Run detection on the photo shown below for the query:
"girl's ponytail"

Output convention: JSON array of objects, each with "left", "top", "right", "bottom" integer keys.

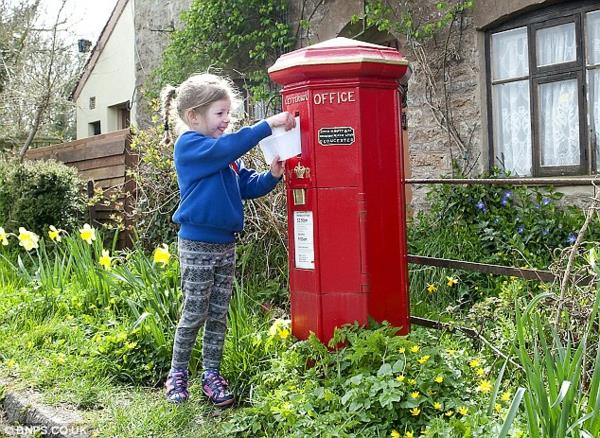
[{"left": 160, "top": 85, "right": 177, "bottom": 145}]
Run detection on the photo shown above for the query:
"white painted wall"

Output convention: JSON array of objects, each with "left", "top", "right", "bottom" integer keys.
[{"left": 75, "top": 2, "right": 136, "bottom": 139}]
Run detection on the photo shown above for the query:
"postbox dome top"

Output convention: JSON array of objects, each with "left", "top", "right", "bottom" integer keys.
[{"left": 269, "top": 37, "right": 411, "bottom": 85}]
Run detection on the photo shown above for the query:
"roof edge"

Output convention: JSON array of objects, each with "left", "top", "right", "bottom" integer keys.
[{"left": 69, "top": 0, "right": 130, "bottom": 102}]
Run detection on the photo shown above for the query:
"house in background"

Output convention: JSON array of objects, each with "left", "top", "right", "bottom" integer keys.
[
  {"left": 69, "top": 0, "right": 193, "bottom": 139},
  {"left": 70, "top": 0, "right": 135, "bottom": 139}
]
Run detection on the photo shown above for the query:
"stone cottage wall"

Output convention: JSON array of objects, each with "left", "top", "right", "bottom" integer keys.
[{"left": 133, "top": 0, "right": 192, "bottom": 127}]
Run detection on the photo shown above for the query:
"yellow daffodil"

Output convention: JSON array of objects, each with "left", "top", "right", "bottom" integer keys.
[
  {"left": 434, "top": 375, "right": 444, "bottom": 383},
  {"left": 410, "top": 391, "right": 420, "bottom": 399},
  {"left": 0, "top": 227, "right": 8, "bottom": 246},
  {"left": 409, "top": 407, "right": 421, "bottom": 416},
  {"left": 410, "top": 345, "right": 420, "bottom": 353},
  {"left": 18, "top": 227, "right": 39, "bottom": 251},
  {"left": 391, "top": 430, "right": 400, "bottom": 438},
  {"left": 398, "top": 347, "right": 406, "bottom": 353},
  {"left": 79, "top": 223, "right": 96, "bottom": 244},
  {"left": 396, "top": 375, "right": 405, "bottom": 382},
  {"left": 426, "top": 283, "right": 437, "bottom": 293},
  {"left": 6, "top": 358, "right": 16, "bottom": 368},
  {"left": 458, "top": 406, "right": 468, "bottom": 416},
  {"left": 495, "top": 403, "right": 502, "bottom": 413},
  {"left": 446, "top": 276, "right": 458, "bottom": 287},
  {"left": 268, "top": 318, "right": 291, "bottom": 339},
  {"left": 99, "top": 249, "right": 112, "bottom": 270},
  {"left": 446, "top": 348, "right": 457, "bottom": 356},
  {"left": 477, "top": 379, "right": 493, "bottom": 393},
  {"left": 445, "top": 410, "right": 454, "bottom": 417},
  {"left": 476, "top": 367, "right": 486, "bottom": 376},
  {"left": 500, "top": 391, "right": 511, "bottom": 402},
  {"left": 153, "top": 243, "right": 170, "bottom": 266},
  {"left": 408, "top": 378, "right": 417, "bottom": 385},
  {"left": 405, "top": 432, "right": 414, "bottom": 438},
  {"left": 433, "top": 401, "right": 442, "bottom": 410},
  {"left": 469, "top": 358, "right": 481, "bottom": 368},
  {"left": 417, "top": 355, "right": 431, "bottom": 365},
  {"left": 48, "top": 225, "right": 61, "bottom": 242}
]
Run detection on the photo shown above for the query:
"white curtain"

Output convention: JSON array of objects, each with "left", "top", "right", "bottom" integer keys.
[
  {"left": 536, "top": 23, "right": 576, "bottom": 67},
  {"left": 590, "top": 69, "right": 600, "bottom": 171},
  {"left": 492, "top": 27, "right": 528, "bottom": 80},
  {"left": 587, "top": 11, "right": 600, "bottom": 65},
  {"left": 493, "top": 81, "right": 532, "bottom": 175},
  {"left": 539, "top": 79, "right": 579, "bottom": 167}
]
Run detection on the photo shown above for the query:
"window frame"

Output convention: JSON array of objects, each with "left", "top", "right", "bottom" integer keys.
[{"left": 485, "top": 0, "right": 599, "bottom": 177}]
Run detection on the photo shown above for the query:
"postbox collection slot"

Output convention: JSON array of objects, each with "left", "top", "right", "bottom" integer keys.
[{"left": 292, "top": 188, "right": 306, "bottom": 205}]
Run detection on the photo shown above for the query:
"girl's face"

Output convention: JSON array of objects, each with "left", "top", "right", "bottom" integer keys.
[{"left": 192, "top": 98, "right": 231, "bottom": 138}]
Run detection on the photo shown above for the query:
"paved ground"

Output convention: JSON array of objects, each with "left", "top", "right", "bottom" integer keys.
[{"left": 0, "top": 409, "right": 19, "bottom": 438}]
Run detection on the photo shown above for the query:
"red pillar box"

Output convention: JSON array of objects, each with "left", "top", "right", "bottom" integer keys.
[{"left": 268, "top": 37, "right": 412, "bottom": 343}]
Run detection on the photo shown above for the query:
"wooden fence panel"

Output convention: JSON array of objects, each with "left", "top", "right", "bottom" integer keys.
[{"left": 25, "top": 129, "right": 136, "bottom": 248}]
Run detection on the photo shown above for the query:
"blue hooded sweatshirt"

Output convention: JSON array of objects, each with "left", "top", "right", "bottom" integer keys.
[{"left": 172, "top": 120, "right": 280, "bottom": 243}]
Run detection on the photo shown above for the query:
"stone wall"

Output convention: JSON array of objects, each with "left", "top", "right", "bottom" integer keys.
[
  {"left": 133, "top": 0, "right": 192, "bottom": 127},
  {"left": 404, "top": 15, "right": 483, "bottom": 211},
  {"left": 287, "top": 0, "right": 363, "bottom": 47}
]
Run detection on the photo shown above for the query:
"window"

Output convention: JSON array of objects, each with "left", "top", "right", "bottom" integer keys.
[
  {"left": 88, "top": 121, "right": 101, "bottom": 136},
  {"left": 89, "top": 96, "right": 96, "bottom": 110},
  {"left": 486, "top": 2, "right": 600, "bottom": 176}
]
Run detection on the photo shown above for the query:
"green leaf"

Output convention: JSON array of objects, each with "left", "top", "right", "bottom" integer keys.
[
  {"left": 377, "top": 362, "right": 393, "bottom": 377},
  {"left": 499, "top": 387, "right": 525, "bottom": 438}
]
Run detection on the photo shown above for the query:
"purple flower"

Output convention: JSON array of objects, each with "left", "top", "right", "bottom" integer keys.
[
  {"left": 476, "top": 200, "right": 486, "bottom": 212},
  {"left": 566, "top": 233, "right": 577, "bottom": 244},
  {"left": 542, "top": 228, "right": 549, "bottom": 236},
  {"left": 542, "top": 197, "right": 551, "bottom": 206},
  {"left": 517, "top": 224, "right": 525, "bottom": 234},
  {"left": 501, "top": 190, "right": 512, "bottom": 206}
]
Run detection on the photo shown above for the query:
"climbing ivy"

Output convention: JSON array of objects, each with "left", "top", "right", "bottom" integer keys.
[
  {"left": 353, "top": 0, "right": 474, "bottom": 42},
  {"left": 149, "top": 0, "right": 293, "bottom": 103}
]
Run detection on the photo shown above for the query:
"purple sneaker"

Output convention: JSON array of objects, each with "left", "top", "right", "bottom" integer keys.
[
  {"left": 165, "top": 368, "right": 189, "bottom": 404},
  {"left": 202, "top": 369, "right": 234, "bottom": 407}
]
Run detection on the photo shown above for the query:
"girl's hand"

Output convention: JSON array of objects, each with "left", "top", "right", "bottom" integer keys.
[
  {"left": 266, "top": 112, "right": 295, "bottom": 131},
  {"left": 270, "top": 155, "right": 284, "bottom": 178}
]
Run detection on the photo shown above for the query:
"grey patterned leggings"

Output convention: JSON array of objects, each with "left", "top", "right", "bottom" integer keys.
[{"left": 170, "top": 238, "right": 235, "bottom": 371}]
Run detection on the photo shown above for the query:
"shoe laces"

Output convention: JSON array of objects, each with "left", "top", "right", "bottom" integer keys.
[
  {"left": 203, "top": 370, "right": 230, "bottom": 397},
  {"left": 167, "top": 369, "right": 189, "bottom": 394}
]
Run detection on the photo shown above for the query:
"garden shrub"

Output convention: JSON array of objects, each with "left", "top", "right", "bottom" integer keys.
[
  {"left": 0, "top": 158, "right": 85, "bottom": 233},
  {"left": 127, "top": 122, "right": 180, "bottom": 250},
  {"left": 408, "top": 168, "right": 600, "bottom": 316},
  {"left": 221, "top": 323, "right": 518, "bottom": 437}
]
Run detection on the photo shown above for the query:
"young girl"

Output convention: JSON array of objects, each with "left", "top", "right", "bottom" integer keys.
[{"left": 160, "top": 73, "right": 295, "bottom": 406}]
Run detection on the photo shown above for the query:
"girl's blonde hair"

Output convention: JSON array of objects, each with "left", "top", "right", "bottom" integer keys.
[{"left": 160, "top": 73, "right": 242, "bottom": 144}]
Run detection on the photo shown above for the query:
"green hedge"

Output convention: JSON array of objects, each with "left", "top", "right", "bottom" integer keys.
[{"left": 0, "top": 159, "right": 86, "bottom": 233}]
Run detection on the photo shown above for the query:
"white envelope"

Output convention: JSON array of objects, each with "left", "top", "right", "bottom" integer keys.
[{"left": 259, "top": 116, "right": 301, "bottom": 163}]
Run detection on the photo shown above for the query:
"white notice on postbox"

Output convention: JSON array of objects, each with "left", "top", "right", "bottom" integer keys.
[{"left": 293, "top": 211, "right": 314, "bottom": 270}]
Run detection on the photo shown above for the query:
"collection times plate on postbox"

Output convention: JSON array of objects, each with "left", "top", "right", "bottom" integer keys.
[{"left": 293, "top": 211, "right": 314, "bottom": 269}]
